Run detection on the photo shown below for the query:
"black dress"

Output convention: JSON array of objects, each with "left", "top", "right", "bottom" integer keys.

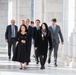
[{"left": 12, "top": 32, "right": 28, "bottom": 63}]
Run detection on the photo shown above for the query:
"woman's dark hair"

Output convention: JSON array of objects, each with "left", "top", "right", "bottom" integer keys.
[
  {"left": 41, "top": 23, "right": 51, "bottom": 35},
  {"left": 41, "top": 23, "right": 48, "bottom": 31},
  {"left": 19, "top": 25, "right": 28, "bottom": 33}
]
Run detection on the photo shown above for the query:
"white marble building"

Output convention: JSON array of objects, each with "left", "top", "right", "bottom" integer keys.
[{"left": 0, "top": 0, "right": 76, "bottom": 69}]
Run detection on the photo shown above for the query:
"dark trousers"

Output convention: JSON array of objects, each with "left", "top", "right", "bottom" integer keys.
[
  {"left": 40, "top": 55, "right": 47, "bottom": 67},
  {"left": 8, "top": 38, "right": 16, "bottom": 57},
  {"left": 48, "top": 40, "right": 59, "bottom": 62},
  {"left": 35, "top": 49, "right": 39, "bottom": 62}
]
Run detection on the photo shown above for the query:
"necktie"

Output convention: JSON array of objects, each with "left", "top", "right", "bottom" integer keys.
[
  {"left": 12, "top": 26, "right": 15, "bottom": 37},
  {"left": 52, "top": 26, "right": 56, "bottom": 33}
]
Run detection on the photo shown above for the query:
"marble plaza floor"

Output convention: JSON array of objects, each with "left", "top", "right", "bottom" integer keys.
[{"left": 0, "top": 48, "right": 76, "bottom": 75}]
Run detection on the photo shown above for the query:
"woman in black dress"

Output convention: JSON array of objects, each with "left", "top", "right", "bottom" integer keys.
[
  {"left": 12, "top": 25, "right": 28, "bottom": 70},
  {"left": 35, "top": 23, "right": 52, "bottom": 69}
]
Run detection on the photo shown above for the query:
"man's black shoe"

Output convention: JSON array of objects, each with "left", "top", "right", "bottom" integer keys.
[{"left": 48, "top": 59, "right": 51, "bottom": 64}]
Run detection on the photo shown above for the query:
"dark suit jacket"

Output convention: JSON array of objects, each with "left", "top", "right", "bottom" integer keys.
[
  {"left": 34, "top": 27, "right": 39, "bottom": 38},
  {"left": 27, "top": 26, "right": 33, "bottom": 46},
  {"left": 34, "top": 26, "right": 40, "bottom": 46},
  {"left": 49, "top": 25, "right": 64, "bottom": 44},
  {"left": 5, "top": 25, "right": 18, "bottom": 42},
  {"left": 31, "top": 27, "right": 35, "bottom": 39}
]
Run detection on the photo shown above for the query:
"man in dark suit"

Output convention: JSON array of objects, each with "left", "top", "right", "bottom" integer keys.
[
  {"left": 5, "top": 19, "right": 18, "bottom": 60},
  {"left": 25, "top": 19, "right": 33, "bottom": 65},
  {"left": 21, "top": 20, "right": 25, "bottom": 25},
  {"left": 48, "top": 18, "right": 64, "bottom": 66},
  {"left": 34, "top": 19, "right": 41, "bottom": 64},
  {"left": 30, "top": 21, "right": 34, "bottom": 40}
]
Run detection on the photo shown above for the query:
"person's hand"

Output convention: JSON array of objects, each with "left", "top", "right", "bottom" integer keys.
[
  {"left": 21, "top": 40, "right": 26, "bottom": 43},
  {"left": 61, "top": 42, "right": 64, "bottom": 45},
  {"left": 5, "top": 39, "right": 8, "bottom": 43},
  {"left": 21, "top": 40, "right": 23, "bottom": 43},
  {"left": 34, "top": 47, "right": 37, "bottom": 50},
  {"left": 23, "top": 41, "right": 26, "bottom": 43}
]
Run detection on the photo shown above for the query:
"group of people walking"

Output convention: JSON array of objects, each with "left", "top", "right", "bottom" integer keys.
[{"left": 5, "top": 18, "right": 64, "bottom": 70}]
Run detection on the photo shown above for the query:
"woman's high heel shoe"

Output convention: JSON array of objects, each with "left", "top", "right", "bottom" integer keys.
[{"left": 20, "top": 67, "right": 22, "bottom": 70}]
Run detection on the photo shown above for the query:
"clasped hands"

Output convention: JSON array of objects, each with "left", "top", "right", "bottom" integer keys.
[{"left": 21, "top": 40, "right": 26, "bottom": 43}]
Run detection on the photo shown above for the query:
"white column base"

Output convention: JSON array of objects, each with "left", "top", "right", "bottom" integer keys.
[
  {"left": 57, "top": 56, "right": 64, "bottom": 66},
  {"left": 61, "top": 56, "right": 72, "bottom": 66},
  {"left": 69, "top": 58, "right": 76, "bottom": 68}
]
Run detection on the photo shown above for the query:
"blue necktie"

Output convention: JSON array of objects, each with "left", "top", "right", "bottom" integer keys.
[
  {"left": 52, "top": 26, "right": 56, "bottom": 33},
  {"left": 11, "top": 26, "right": 15, "bottom": 37}
]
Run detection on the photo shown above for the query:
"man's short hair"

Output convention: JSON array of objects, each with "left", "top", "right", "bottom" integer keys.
[
  {"left": 11, "top": 19, "right": 15, "bottom": 22},
  {"left": 25, "top": 18, "right": 30, "bottom": 22},
  {"left": 31, "top": 21, "right": 34, "bottom": 24},
  {"left": 51, "top": 18, "right": 57, "bottom": 22},
  {"left": 22, "top": 20, "right": 24, "bottom": 21},
  {"left": 35, "top": 19, "right": 40, "bottom": 23}
]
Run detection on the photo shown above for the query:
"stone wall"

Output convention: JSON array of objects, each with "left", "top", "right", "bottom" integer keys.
[
  {"left": 17, "top": 0, "right": 31, "bottom": 27},
  {"left": 44, "top": 0, "right": 63, "bottom": 25},
  {"left": 8, "top": 0, "right": 31, "bottom": 28}
]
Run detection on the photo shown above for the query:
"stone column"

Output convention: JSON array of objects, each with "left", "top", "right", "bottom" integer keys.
[
  {"left": 62, "top": 0, "right": 69, "bottom": 66},
  {"left": 0, "top": 0, "right": 8, "bottom": 47},
  {"left": 63, "top": 0, "right": 76, "bottom": 67},
  {"left": 70, "top": 34, "right": 76, "bottom": 67},
  {"left": 34, "top": 0, "right": 44, "bottom": 22},
  {"left": 69, "top": 0, "right": 76, "bottom": 67},
  {"left": 8, "top": 0, "right": 19, "bottom": 27}
]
